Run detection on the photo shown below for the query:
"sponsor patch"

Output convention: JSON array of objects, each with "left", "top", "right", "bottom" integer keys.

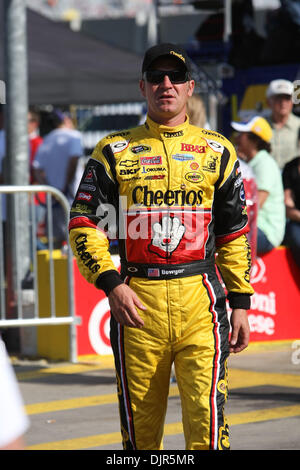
[
  {"left": 205, "top": 138, "right": 224, "bottom": 153},
  {"left": 77, "top": 192, "right": 92, "bottom": 202},
  {"left": 144, "top": 175, "right": 165, "bottom": 180},
  {"left": 190, "top": 162, "right": 199, "bottom": 170},
  {"left": 131, "top": 145, "right": 151, "bottom": 154},
  {"left": 72, "top": 203, "right": 92, "bottom": 214},
  {"left": 181, "top": 143, "right": 206, "bottom": 153},
  {"left": 140, "top": 156, "right": 162, "bottom": 165},
  {"left": 110, "top": 140, "right": 130, "bottom": 154},
  {"left": 202, "top": 155, "right": 218, "bottom": 173},
  {"left": 83, "top": 168, "right": 94, "bottom": 182},
  {"left": 119, "top": 159, "right": 139, "bottom": 168},
  {"left": 79, "top": 184, "right": 96, "bottom": 191},
  {"left": 235, "top": 165, "right": 241, "bottom": 176},
  {"left": 234, "top": 175, "right": 243, "bottom": 188},
  {"left": 164, "top": 130, "right": 183, "bottom": 138},
  {"left": 142, "top": 166, "right": 166, "bottom": 173},
  {"left": 240, "top": 186, "right": 246, "bottom": 202},
  {"left": 185, "top": 171, "right": 204, "bottom": 183},
  {"left": 120, "top": 167, "right": 140, "bottom": 176},
  {"left": 172, "top": 154, "right": 195, "bottom": 162}
]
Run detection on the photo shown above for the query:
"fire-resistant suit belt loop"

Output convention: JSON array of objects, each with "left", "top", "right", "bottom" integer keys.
[{"left": 123, "top": 258, "right": 215, "bottom": 280}]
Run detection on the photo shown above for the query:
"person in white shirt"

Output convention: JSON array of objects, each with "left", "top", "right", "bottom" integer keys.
[
  {"left": 266, "top": 79, "right": 300, "bottom": 169},
  {"left": 0, "top": 336, "right": 30, "bottom": 450}
]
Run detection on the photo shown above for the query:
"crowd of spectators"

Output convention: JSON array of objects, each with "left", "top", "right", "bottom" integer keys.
[
  {"left": 0, "top": 106, "right": 84, "bottom": 250},
  {"left": 187, "top": 79, "right": 300, "bottom": 271},
  {"left": 230, "top": 79, "right": 300, "bottom": 271}
]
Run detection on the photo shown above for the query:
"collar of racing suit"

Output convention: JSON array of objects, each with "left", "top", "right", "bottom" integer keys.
[{"left": 144, "top": 114, "right": 190, "bottom": 139}]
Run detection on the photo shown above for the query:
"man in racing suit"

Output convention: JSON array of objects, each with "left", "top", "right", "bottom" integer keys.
[{"left": 69, "top": 43, "right": 254, "bottom": 450}]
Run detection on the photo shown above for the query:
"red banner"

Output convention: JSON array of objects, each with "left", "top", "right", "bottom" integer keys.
[
  {"left": 73, "top": 248, "right": 300, "bottom": 357},
  {"left": 247, "top": 247, "right": 300, "bottom": 342}
]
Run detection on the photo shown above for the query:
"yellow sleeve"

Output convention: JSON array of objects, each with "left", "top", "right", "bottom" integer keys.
[
  {"left": 68, "top": 137, "right": 123, "bottom": 295},
  {"left": 216, "top": 234, "right": 254, "bottom": 309}
]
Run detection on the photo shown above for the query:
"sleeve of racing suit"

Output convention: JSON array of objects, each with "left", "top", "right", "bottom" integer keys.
[
  {"left": 214, "top": 144, "right": 254, "bottom": 310},
  {"left": 68, "top": 139, "right": 123, "bottom": 296}
]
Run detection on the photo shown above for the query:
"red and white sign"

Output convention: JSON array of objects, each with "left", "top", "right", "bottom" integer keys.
[
  {"left": 247, "top": 248, "right": 300, "bottom": 342},
  {"left": 73, "top": 255, "right": 120, "bottom": 356},
  {"left": 73, "top": 248, "right": 300, "bottom": 357}
]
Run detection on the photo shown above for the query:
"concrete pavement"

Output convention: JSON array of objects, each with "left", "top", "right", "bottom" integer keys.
[{"left": 11, "top": 340, "right": 300, "bottom": 451}]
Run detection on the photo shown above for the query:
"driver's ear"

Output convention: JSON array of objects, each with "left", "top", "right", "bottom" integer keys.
[
  {"left": 188, "top": 80, "right": 195, "bottom": 97},
  {"left": 139, "top": 79, "right": 146, "bottom": 98}
]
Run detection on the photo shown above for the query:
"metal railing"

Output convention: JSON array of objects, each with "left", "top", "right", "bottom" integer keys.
[{"left": 0, "top": 185, "right": 78, "bottom": 363}]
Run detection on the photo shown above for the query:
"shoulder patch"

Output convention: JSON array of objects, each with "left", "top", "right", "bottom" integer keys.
[
  {"left": 110, "top": 140, "right": 130, "bottom": 154},
  {"left": 204, "top": 138, "right": 224, "bottom": 153}
]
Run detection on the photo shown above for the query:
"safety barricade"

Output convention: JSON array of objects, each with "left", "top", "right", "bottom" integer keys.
[
  {"left": 0, "top": 185, "right": 78, "bottom": 362},
  {"left": 72, "top": 247, "right": 300, "bottom": 357}
]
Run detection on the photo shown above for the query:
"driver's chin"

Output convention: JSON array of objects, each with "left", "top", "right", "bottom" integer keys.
[{"left": 156, "top": 100, "right": 179, "bottom": 115}]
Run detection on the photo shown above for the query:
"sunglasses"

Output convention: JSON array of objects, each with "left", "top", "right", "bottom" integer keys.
[{"left": 144, "top": 69, "right": 190, "bottom": 84}]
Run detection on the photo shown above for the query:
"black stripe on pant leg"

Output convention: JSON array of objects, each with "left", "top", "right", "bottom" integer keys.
[
  {"left": 207, "top": 271, "right": 230, "bottom": 450},
  {"left": 110, "top": 315, "right": 137, "bottom": 450},
  {"left": 202, "top": 272, "right": 230, "bottom": 450}
]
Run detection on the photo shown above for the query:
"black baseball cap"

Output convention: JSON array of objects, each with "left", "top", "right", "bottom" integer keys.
[{"left": 142, "top": 43, "right": 192, "bottom": 74}]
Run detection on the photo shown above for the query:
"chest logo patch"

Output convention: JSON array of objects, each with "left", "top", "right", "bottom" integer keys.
[
  {"left": 140, "top": 156, "right": 162, "bottom": 165},
  {"left": 185, "top": 171, "right": 204, "bottom": 183},
  {"left": 172, "top": 154, "right": 195, "bottom": 162},
  {"left": 131, "top": 145, "right": 151, "bottom": 154},
  {"left": 181, "top": 143, "right": 206, "bottom": 153}
]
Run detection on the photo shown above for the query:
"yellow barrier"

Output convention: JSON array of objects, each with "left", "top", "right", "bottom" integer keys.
[{"left": 37, "top": 250, "right": 70, "bottom": 361}]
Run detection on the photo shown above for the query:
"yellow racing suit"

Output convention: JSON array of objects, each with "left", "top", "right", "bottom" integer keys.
[{"left": 69, "top": 115, "right": 254, "bottom": 450}]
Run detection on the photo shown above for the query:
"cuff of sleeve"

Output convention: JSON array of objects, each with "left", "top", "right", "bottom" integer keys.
[
  {"left": 95, "top": 270, "right": 124, "bottom": 296},
  {"left": 227, "top": 292, "right": 251, "bottom": 310}
]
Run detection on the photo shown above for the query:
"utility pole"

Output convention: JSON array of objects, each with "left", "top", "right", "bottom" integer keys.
[
  {"left": 154, "top": 0, "right": 161, "bottom": 44},
  {"left": 3, "top": 0, "right": 30, "bottom": 333},
  {"left": 223, "top": 0, "right": 232, "bottom": 43}
]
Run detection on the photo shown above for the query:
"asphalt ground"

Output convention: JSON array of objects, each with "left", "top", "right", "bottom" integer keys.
[{"left": 11, "top": 339, "right": 300, "bottom": 457}]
